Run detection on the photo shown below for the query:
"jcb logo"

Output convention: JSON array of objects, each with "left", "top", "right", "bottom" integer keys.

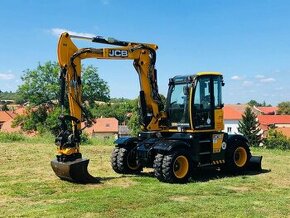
[{"left": 109, "top": 49, "right": 128, "bottom": 57}]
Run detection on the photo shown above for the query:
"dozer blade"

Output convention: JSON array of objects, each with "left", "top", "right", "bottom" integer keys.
[
  {"left": 247, "top": 155, "right": 263, "bottom": 172},
  {"left": 51, "top": 158, "right": 99, "bottom": 183}
]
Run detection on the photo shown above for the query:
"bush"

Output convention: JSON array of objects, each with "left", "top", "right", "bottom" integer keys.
[
  {"left": 264, "top": 129, "right": 290, "bottom": 150},
  {"left": 0, "top": 132, "right": 26, "bottom": 142},
  {"left": 82, "top": 135, "right": 116, "bottom": 146}
]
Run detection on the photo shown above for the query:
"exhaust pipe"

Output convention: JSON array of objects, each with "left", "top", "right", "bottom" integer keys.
[
  {"left": 51, "top": 158, "right": 99, "bottom": 184},
  {"left": 247, "top": 155, "right": 263, "bottom": 172}
]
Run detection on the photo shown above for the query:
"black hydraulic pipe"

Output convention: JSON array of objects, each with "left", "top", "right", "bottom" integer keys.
[
  {"left": 139, "top": 91, "right": 148, "bottom": 127},
  {"left": 59, "top": 67, "right": 67, "bottom": 107},
  {"left": 69, "top": 34, "right": 130, "bottom": 46},
  {"left": 92, "top": 36, "right": 130, "bottom": 46}
]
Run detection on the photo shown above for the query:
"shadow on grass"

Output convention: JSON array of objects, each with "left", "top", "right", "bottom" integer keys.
[
  {"left": 190, "top": 168, "right": 271, "bottom": 183},
  {"left": 103, "top": 167, "right": 271, "bottom": 184},
  {"left": 57, "top": 168, "right": 271, "bottom": 185}
]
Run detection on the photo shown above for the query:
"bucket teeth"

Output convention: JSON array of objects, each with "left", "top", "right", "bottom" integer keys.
[{"left": 51, "top": 158, "right": 99, "bottom": 183}]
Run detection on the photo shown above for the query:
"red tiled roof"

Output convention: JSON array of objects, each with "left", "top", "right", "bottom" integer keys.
[
  {"left": 256, "top": 106, "right": 278, "bottom": 115},
  {"left": 258, "top": 115, "right": 290, "bottom": 125},
  {"left": 223, "top": 105, "right": 243, "bottom": 120},
  {"left": 84, "top": 117, "right": 118, "bottom": 134},
  {"left": 0, "top": 111, "right": 16, "bottom": 122},
  {"left": 225, "top": 104, "right": 248, "bottom": 113},
  {"left": 14, "top": 107, "right": 26, "bottom": 115},
  {"left": 276, "top": 127, "right": 290, "bottom": 138},
  {"left": 1, "top": 119, "right": 21, "bottom": 132}
]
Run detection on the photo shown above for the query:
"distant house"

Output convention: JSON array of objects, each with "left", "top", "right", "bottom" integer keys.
[
  {"left": 253, "top": 106, "right": 278, "bottom": 115},
  {"left": 84, "top": 117, "right": 119, "bottom": 139},
  {"left": 0, "top": 106, "right": 27, "bottom": 132},
  {"left": 0, "top": 111, "right": 17, "bottom": 129},
  {"left": 275, "top": 127, "right": 290, "bottom": 138},
  {"left": 258, "top": 115, "right": 290, "bottom": 138},
  {"left": 223, "top": 105, "right": 244, "bottom": 134},
  {"left": 118, "top": 125, "right": 131, "bottom": 137},
  {"left": 1, "top": 119, "right": 21, "bottom": 133}
]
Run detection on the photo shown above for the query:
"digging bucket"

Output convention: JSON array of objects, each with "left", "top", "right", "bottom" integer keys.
[{"left": 51, "top": 158, "right": 99, "bottom": 183}]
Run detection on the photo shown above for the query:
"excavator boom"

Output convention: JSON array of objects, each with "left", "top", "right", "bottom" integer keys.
[{"left": 51, "top": 32, "right": 166, "bottom": 183}]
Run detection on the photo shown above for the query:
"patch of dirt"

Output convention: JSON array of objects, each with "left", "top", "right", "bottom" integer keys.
[
  {"left": 223, "top": 186, "right": 250, "bottom": 193},
  {"left": 169, "top": 195, "right": 191, "bottom": 202},
  {"left": 105, "top": 177, "right": 138, "bottom": 188}
]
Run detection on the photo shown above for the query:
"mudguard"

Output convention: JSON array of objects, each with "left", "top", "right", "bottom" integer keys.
[
  {"left": 153, "top": 140, "right": 190, "bottom": 152},
  {"left": 114, "top": 137, "right": 138, "bottom": 147}
]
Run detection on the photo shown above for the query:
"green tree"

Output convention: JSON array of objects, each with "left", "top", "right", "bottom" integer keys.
[
  {"left": 277, "top": 101, "right": 290, "bottom": 115},
  {"left": 17, "top": 61, "right": 110, "bottom": 105},
  {"left": 12, "top": 106, "right": 48, "bottom": 131},
  {"left": 248, "top": 100, "right": 260, "bottom": 107},
  {"left": 18, "top": 61, "right": 60, "bottom": 105},
  {"left": 247, "top": 99, "right": 271, "bottom": 107},
  {"left": 82, "top": 65, "right": 110, "bottom": 104},
  {"left": 127, "top": 99, "right": 141, "bottom": 136},
  {"left": 238, "top": 107, "right": 262, "bottom": 147},
  {"left": 90, "top": 99, "right": 135, "bottom": 124},
  {"left": 1, "top": 103, "right": 9, "bottom": 111}
]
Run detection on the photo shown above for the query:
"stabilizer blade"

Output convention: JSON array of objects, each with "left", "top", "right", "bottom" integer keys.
[{"left": 247, "top": 156, "right": 263, "bottom": 172}]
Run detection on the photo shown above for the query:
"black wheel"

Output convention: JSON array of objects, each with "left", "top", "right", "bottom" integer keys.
[
  {"left": 111, "top": 147, "right": 142, "bottom": 174},
  {"left": 153, "top": 153, "right": 165, "bottom": 181},
  {"left": 111, "top": 147, "right": 122, "bottom": 173},
  {"left": 225, "top": 142, "right": 251, "bottom": 173},
  {"left": 154, "top": 149, "right": 191, "bottom": 183}
]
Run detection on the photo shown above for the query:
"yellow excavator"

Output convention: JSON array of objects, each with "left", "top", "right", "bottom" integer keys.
[{"left": 51, "top": 32, "right": 262, "bottom": 183}]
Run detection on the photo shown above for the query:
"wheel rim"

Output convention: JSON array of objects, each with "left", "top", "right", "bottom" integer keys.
[
  {"left": 173, "top": 155, "right": 189, "bottom": 179},
  {"left": 127, "top": 150, "right": 139, "bottom": 170},
  {"left": 234, "top": 147, "right": 247, "bottom": 167}
]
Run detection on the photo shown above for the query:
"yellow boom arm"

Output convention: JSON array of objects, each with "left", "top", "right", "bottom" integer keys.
[{"left": 57, "top": 32, "right": 166, "bottom": 136}]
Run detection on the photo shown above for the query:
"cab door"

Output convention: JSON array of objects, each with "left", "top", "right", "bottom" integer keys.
[{"left": 191, "top": 75, "right": 223, "bottom": 131}]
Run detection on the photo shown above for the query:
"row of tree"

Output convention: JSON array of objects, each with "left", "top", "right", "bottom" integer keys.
[{"left": 2, "top": 61, "right": 290, "bottom": 149}]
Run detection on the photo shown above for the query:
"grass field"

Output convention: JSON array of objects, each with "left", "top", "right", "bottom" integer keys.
[{"left": 0, "top": 141, "right": 289, "bottom": 217}]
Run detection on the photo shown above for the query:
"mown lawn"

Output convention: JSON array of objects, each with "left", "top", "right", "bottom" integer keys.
[{"left": 0, "top": 141, "right": 289, "bottom": 217}]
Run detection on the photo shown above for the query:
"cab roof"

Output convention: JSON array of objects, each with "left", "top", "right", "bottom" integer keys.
[
  {"left": 196, "top": 72, "right": 222, "bottom": 76},
  {"left": 169, "top": 72, "right": 222, "bottom": 84}
]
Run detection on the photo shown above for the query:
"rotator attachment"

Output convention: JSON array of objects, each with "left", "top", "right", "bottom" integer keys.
[
  {"left": 247, "top": 155, "right": 263, "bottom": 172},
  {"left": 51, "top": 114, "right": 99, "bottom": 183}
]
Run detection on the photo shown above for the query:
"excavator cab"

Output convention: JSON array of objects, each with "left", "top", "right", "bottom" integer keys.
[{"left": 166, "top": 73, "right": 224, "bottom": 132}]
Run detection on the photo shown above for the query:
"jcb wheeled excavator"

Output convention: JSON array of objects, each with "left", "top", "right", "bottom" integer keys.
[{"left": 51, "top": 32, "right": 262, "bottom": 183}]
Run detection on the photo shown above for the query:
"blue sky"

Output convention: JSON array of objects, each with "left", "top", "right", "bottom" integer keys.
[{"left": 0, "top": 0, "right": 290, "bottom": 105}]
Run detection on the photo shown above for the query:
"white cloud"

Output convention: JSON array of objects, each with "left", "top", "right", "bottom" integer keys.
[
  {"left": 260, "top": 78, "right": 275, "bottom": 83},
  {"left": 275, "top": 87, "right": 284, "bottom": 91},
  {"left": 0, "top": 73, "right": 15, "bottom": 80},
  {"left": 242, "top": 80, "right": 253, "bottom": 87},
  {"left": 255, "top": 74, "right": 265, "bottom": 79},
  {"left": 50, "top": 28, "right": 95, "bottom": 38},
  {"left": 231, "top": 75, "right": 243, "bottom": 80}
]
